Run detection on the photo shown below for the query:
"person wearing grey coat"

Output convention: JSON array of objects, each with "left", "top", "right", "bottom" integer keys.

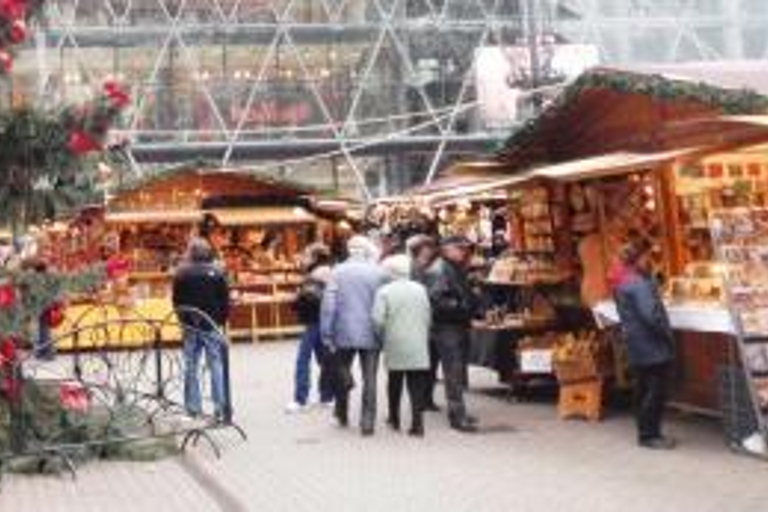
[
  {"left": 373, "top": 255, "right": 432, "bottom": 436},
  {"left": 321, "top": 235, "right": 387, "bottom": 435},
  {"left": 610, "top": 242, "right": 676, "bottom": 450}
]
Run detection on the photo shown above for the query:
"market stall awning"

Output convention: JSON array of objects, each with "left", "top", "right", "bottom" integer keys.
[
  {"left": 105, "top": 210, "right": 203, "bottom": 224},
  {"left": 419, "top": 174, "right": 532, "bottom": 203},
  {"left": 429, "top": 147, "right": 698, "bottom": 202},
  {"left": 208, "top": 207, "right": 316, "bottom": 226},
  {"left": 527, "top": 148, "right": 697, "bottom": 182}
]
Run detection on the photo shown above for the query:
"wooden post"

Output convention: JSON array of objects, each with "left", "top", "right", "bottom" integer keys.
[{"left": 656, "top": 164, "right": 684, "bottom": 275}]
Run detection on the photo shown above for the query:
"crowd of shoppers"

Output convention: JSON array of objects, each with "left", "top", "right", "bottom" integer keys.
[
  {"left": 171, "top": 231, "right": 677, "bottom": 449},
  {"left": 287, "top": 232, "right": 483, "bottom": 437}
]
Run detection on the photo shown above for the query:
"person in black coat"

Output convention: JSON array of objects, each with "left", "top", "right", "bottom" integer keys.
[
  {"left": 424, "top": 235, "right": 480, "bottom": 433},
  {"left": 610, "top": 242, "right": 676, "bottom": 450},
  {"left": 173, "top": 238, "right": 230, "bottom": 420}
]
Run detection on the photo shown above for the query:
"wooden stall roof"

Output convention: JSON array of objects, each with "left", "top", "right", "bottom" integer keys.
[
  {"left": 104, "top": 210, "right": 203, "bottom": 224},
  {"left": 207, "top": 207, "right": 317, "bottom": 226},
  {"left": 495, "top": 66, "right": 768, "bottom": 171},
  {"left": 109, "top": 165, "right": 317, "bottom": 213}
]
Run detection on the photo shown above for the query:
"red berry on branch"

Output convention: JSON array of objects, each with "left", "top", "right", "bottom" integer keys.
[
  {"left": 103, "top": 79, "right": 118, "bottom": 93},
  {"left": 67, "top": 130, "right": 102, "bottom": 155},
  {"left": 0, "top": 283, "right": 16, "bottom": 309},
  {"left": 0, "top": 50, "right": 14, "bottom": 74},
  {"left": 107, "top": 89, "right": 131, "bottom": 109},
  {"left": 9, "top": 19, "right": 26, "bottom": 44},
  {"left": 0, "top": 338, "right": 16, "bottom": 364},
  {"left": 0, "top": 0, "right": 27, "bottom": 21},
  {"left": 44, "top": 302, "right": 66, "bottom": 328}
]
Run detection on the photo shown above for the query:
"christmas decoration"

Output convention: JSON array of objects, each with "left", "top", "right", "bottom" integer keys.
[
  {"left": 106, "top": 254, "right": 131, "bottom": 280},
  {"left": 0, "top": 264, "right": 106, "bottom": 339},
  {"left": 497, "top": 68, "right": 768, "bottom": 163},
  {"left": 9, "top": 18, "right": 25, "bottom": 43},
  {"left": 0, "top": 0, "right": 43, "bottom": 76},
  {"left": 0, "top": 49, "right": 12, "bottom": 73},
  {"left": 0, "top": 79, "right": 130, "bottom": 230},
  {"left": 64, "top": 80, "right": 131, "bottom": 157},
  {"left": 58, "top": 381, "right": 90, "bottom": 412},
  {"left": 67, "top": 130, "right": 101, "bottom": 155},
  {"left": 43, "top": 301, "right": 64, "bottom": 328},
  {"left": 0, "top": 283, "right": 15, "bottom": 308},
  {"left": 0, "top": 336, "right": 20, "bottom": 401}
]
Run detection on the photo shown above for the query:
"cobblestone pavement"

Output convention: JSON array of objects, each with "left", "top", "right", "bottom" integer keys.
[{"left": 2, "top": 342, "right": 768, "bottom": 512}]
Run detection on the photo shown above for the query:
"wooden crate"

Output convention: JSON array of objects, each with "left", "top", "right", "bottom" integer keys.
[
  {"left": 558, "top": 378, "right": 604, "bottom": 422},
  {"left": 553, "top": 358, "right": 602, "bottom": 384}
]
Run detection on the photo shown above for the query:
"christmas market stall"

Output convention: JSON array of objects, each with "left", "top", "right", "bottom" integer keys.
[
  {"left": 436, "top": 66, "right": 768, "bottom": 436},
  {"left": 53, "top": 167, "right": 353, "bottom": 347}
]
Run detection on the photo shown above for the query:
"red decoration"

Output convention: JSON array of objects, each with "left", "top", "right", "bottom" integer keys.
[
  {"left": 0, "top": 338, "right": 15, "bottom": 364},
  {"left": 0, "top": 337, "right": 20, "bottom": 402},
  {"left": 67, "top": 130, "right": 102, "bottom": 155},
  {"left": 0, "top": 0, "right": 27, "bottom": 21},
  {"left": 59, "top": 381, "right": 90, "bottom": 412},
  {"left": 0, "top": 50, "right": 13, "bottom": 74},
  {"left": 103, "top": 81, "right": 130, "bottom": 109},
  {"left": 9, "top": 18, "right": 26, "bottom": 43},
  {"left": 106, "top": 255, "right": 130, "bottom": 279},
  {"left": 0, "top": 283, "right": 16, "bottom": 309},
  {"left": 44, "top": 302, "right": 66, "bottom": 328}
]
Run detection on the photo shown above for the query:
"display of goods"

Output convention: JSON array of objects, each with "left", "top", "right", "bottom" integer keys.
[
  {"left": 552, "top": 331, "right": 613, "bottom": 383},
  {"left": 712, "top": 208, "right": 768, "bottom": 337},
  {"left": 488, "top": 255, "right": 566, "bottom": 284}
]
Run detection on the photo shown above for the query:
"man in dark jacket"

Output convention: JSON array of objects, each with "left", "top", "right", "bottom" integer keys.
[
  {"left": 610, "top": 242, "right": 676, "bottom": 450},
  {"left": 173, "top": 238, "right": 230, "bottom": 420},
  {"left": 425, "top": 235, "right": 479, "bottom": 433}
]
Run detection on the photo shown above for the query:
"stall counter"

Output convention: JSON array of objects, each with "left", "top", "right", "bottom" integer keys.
[
  {"left": 592, "top": 300, "right": 735, "bottom": 414},
  {"left": 592, "top": 300, "right": 734, "bottom": 334}
]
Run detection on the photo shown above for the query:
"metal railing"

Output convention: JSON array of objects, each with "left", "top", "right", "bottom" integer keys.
[{"left": 0, "top": 305, "right": 246, "bottom": 480}]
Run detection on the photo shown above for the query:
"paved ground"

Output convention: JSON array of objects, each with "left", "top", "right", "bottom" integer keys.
[{"left": 1, "top": 341, "right": 767, "bottom": 512}]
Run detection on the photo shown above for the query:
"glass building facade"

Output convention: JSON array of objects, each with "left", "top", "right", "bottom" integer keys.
[{"left": 8, "top": 0, "right": 768, "bottom": 197}]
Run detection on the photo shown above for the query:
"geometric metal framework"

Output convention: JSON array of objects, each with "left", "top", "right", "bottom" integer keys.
[{"left": 8, "top": 0, "right": 768, "bottom": 198}]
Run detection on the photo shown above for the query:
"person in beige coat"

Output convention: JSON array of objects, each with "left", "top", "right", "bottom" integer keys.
[{"left": 373, "top": 254, "right": 432, "bottom": 437}]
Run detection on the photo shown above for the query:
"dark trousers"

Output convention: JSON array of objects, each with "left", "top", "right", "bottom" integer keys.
[
  {"left": 387, "top": 370, "right": 429, "bottom": 430},
  {"left": 426, "top": 340, "right": 440, "bottom": 406},
  {"left": 633, "top": 362, "right": 671, "bottom": 442},
  {"left": 334, "top": 349, "right": 380, "bottom": 432},
  {"left": 433, "top": 324, "right": 470, "bottom": 424}
]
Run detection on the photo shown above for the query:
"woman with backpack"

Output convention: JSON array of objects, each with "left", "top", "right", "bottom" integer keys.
[{"left": 286, "top": 244, "right": 335, "bottom": 413}]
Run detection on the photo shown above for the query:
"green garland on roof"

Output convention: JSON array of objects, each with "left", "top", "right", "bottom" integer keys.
[{"left": 498, "top": 68, "right": 768, "bottom": 161}]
